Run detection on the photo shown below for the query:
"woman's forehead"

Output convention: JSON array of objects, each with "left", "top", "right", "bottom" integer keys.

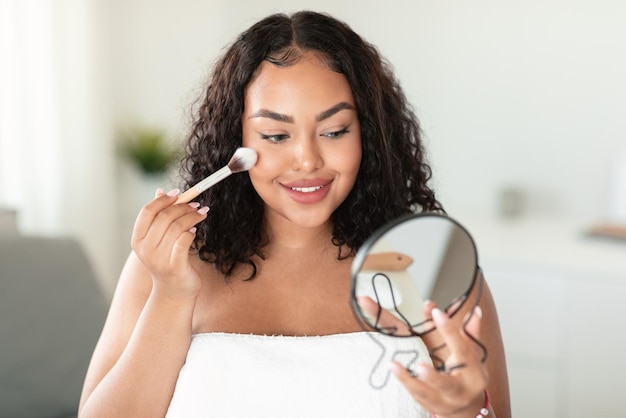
[{"left": 244, "top": 55, "right": 355, "bottom": 117}]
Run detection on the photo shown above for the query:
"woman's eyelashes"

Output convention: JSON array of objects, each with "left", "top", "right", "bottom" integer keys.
[
  {"left": 321, "top": 127, "right": 350, "bottom": 139},
  {"left": 259, "top": 127, "right": 350, "bottom": 143},
  {"left": 260, "top": 133, "right": 289, "bottom": 143}
]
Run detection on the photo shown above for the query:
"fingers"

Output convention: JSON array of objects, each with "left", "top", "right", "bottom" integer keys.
[
  {"left": 420, "top": 300, "right": 437, "bottom": 332},
  {"left": 391, "top": 360, "right": 456, "bottom": 398},
  {"left": 169, "top": 223, "right": 200, "bottom": 267},
  {"left": 423, "top": 299, "right": 436, "bottom": 318},
  {"left": 156, "top": 205, "right": 208, "bottom": 258},
  {"left": 444, "top": 296, "right": 466, "bottom": 316},
  {"left": 432, "top": 308, "right": 478, "bottom": 367},
  {"left": 132, "top": 188, "right": 181, "bottom": 244},
  {"left": 131, "top": 188, "right": 209, "bottom": 270},
  {"left": 390, "top": 360, "right": 467, "bottom": 414},
  {"left": 390, "top": 361, "right": 432, "bottom": 397},
  {"left": 390, "top": 306, "right": 488, "bottom": 416},
  {"left": 393, "top": 361, "right": 486, "bottom": 418},
  {"left": 431, "top": 308, "right": 464, "bottom": 356},
  {"left": 356, "top": 296, "right": 412, "bottom": 335}
]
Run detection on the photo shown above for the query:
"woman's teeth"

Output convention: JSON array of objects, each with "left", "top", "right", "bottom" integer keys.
[{"left": 291, "top": 185, "right": 324, "bottom": 193}]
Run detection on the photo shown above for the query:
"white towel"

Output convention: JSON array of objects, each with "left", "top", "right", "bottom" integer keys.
[{"left": 166, "top": 332, "right": 432, "bottom": 418}]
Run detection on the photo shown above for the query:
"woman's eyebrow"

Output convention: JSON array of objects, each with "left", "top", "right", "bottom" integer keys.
[
  {"left": 247, "top": 102, "right": 355, "bottom": 124},
  {"left": 315, "top": 102, "right": 355, "bottom": 122},
  {"left": 248, "top": 109, "right": 294, "bottom": 123}
]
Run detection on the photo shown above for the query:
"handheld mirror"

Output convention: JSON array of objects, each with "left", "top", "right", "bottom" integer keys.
[{"left": 350, "top": 213, "right": 479, "bottom": 337}]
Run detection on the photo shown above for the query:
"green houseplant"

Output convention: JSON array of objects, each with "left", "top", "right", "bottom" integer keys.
[{"left": 119, "top": 127, "right": 181, "bottom": 175}]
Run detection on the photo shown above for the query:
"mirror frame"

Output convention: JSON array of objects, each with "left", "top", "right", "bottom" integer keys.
[{"left": 349, "top": 212, "right": 480, "bottom": 337}]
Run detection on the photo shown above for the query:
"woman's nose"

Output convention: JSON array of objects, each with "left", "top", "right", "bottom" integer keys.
[{"left": 291, "top": 137, "right": 323, "bottom": 172}]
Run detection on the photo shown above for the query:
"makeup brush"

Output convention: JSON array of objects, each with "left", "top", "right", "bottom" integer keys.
[{"left": 175, "top": 147, "right": 257, "bottom": 204}]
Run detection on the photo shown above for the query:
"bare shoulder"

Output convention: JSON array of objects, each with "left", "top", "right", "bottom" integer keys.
[{"left": 78, "top": 251, "right": 153, "bottom": 407}]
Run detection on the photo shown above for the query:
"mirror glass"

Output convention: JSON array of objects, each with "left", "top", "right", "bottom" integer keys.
[{"left": 351, "top": 213, "right": 478, "bottom": 336}]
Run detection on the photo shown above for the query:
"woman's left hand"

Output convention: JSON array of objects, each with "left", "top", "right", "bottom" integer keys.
[{"left": 391, "top": 305, "right": 491, "bottom": 418}]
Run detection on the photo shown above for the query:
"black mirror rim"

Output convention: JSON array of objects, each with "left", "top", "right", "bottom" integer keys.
[{"left": 350, "top": 212, "right": 479, "bottom": 337}]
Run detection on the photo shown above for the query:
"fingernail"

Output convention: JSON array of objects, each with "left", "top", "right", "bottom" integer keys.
[
  {"left": 187, "top": 202, "right": 200, "bottom": 209},
  {"left": 166, "top": 188, "right": 180, "bottom": 197},
  {"left": 432, "top": 308, "right": 447, "bottom": 325},
  {"left": 197, "top": 206, "right": 210, "bottom": 215},
  {"left": 388, "top": 362, "right": 402, "bottom": 375},
  {"left": 155, "top": 188, "right": 164, "bottom": 197},
  {"left": 413, "top": 363, "right": 429, "bottom": 379},
  {"left": 474, "top": 305, "right": 483, "bottom": 319},
  {"left": 189, "top": 227, "right": 197, "bottom": 234}
]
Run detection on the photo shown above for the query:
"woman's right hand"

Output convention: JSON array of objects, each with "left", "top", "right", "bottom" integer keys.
[{"left": 131, "top": 188, "right": 209, "bottom": 300}]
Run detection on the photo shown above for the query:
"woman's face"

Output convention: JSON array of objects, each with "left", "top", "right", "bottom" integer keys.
[{"left": 242, "top": 53, "right": 362, "bottom": 231}]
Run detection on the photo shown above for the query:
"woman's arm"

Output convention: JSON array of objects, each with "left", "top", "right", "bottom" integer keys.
[
  {"left": 474, "top": 275, "right": 511, "bottom": 418},
  {"left": 77, "top": 253, "right": 196, "bottom": 417},
  {"left": 395, "top": 270, "right": 512, "bottom": 418},
  {"left": 78, "top": 191, "right": 208, "bottom": 417}
]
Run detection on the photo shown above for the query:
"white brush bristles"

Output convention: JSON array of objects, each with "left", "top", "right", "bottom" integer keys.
[{"left": 228, "top": 147, "right": 258, "bottom": 173}]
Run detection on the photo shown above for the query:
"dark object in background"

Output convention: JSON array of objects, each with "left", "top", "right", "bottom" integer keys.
[{"left": 0, "top": 236, "right": 108, "bottom": 418}]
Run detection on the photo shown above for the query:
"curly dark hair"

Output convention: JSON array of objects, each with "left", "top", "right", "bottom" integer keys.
[{"left": 180, "top": 10, "right": 444, "bottom": 279}]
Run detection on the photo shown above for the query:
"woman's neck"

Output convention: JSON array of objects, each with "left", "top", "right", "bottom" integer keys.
[{"left": 262, "top": 215, "right": 335, "bottom": 254}]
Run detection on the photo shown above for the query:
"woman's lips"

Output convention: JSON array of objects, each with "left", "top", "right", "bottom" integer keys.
[{"left": 281, "top": 179, "right": 333, "bottom": 204}]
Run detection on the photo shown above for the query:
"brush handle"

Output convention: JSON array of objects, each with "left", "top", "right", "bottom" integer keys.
[{"left": 175, "top": 166, "right": 232, "bottom": 204}]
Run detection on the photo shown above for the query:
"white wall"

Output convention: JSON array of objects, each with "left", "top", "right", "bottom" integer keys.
[
  {"left": 1, "top": 0, "right": 118, "bottom": 295},
  {"left": 5, "top": 0, "right": 618, "bottom": 291},
  {"left": 107, "top": 0, "right": 626, "bottom": 224}
]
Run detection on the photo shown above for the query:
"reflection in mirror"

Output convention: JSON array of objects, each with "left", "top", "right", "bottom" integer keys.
[{"left": 351, "top": 213, "right": 478, "bottom": 337}]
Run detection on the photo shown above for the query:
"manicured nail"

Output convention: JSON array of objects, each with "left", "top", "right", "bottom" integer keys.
[
  {"left": 388, "top": 362, "right": 403, "bottom": 375},
  {"left": 155, "top": 188, "right": 164, "bottom": 197},
  {"left": 474, "top": 305, "right": 483, "bottom": 319},
  {"left": 189, "top": 227, "right": 197, "bottom": 233},
  {"left": 432, "top": 308, "right": 447, "bottom": 325},
  {"left": 197, "top": 206, "right": 210, "bottom": 215},
  {"left": 166, "top": 188, "right": 180, "bottom": 197},
  {"left": 413, "top": 363, "right": 429, "bottom": 379},
  {"left": 187, "top": 202, "right": 200, "bottom": 209}
]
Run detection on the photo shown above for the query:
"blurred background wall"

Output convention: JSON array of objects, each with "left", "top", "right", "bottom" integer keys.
[
  {"left": 2, "top": 1, "right": 626, "bottom": 416},
  {"left": 1, "top": 0, "right": 625, "bottom": 291}
]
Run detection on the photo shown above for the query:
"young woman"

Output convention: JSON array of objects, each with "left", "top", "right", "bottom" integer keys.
[{"left": 79, "top": 11, "right": 510, "bottom": 418}]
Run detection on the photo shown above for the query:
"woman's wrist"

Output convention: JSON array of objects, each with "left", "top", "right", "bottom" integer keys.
[
  {"left": 151, "top": 274, "right": 202, "bottom": 301},
  {"left": 474, "top": 390, "right": 490, "bottom": 417},
  {"left": 149, "top": 282, "right": 201, "bottom": 312},
  {"left": 432, "top": 390, "right": 490, "bottom": 418}
]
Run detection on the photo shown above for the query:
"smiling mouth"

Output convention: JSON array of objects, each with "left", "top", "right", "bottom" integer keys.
[{"left": 290, "top": 185, "right": 325, "bottom": 193}]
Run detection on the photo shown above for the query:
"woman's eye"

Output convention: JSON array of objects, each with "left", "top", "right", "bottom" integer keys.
[
  {"left": 321, "top": 128, "right": 350, "bottom": 139},
  {"left": 261, "top": 133, "right": 289, "bottom": 143}
]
